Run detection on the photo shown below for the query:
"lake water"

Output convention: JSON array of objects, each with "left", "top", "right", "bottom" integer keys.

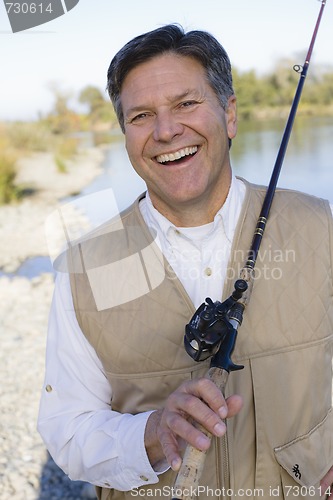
[
  {"left": 84, "top": 115, "right": 333, "bottom": 213},
  {"left": 230, "top": 115, "right": 333, "bottom": 203}
]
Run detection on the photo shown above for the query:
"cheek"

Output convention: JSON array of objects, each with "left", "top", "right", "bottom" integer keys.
[
  {"left": 125, "top": 129, "right": 149, "bottom": 163},
  {"left": 205, "top": 122, "right": 229, "bottom": 156},
  {"left": 197, "top": 108, "right": 228, "bottom": 139},
  {"left": 124, "top": 133, "right": 139, "bottom": 164}
]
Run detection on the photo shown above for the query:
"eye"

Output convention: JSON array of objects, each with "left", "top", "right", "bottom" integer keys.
[
  {"left": 178, "top": 100, "right": 201, "bottom": 112},
  {"left": 130, "top": 112, "right": 151, "bottom": 123},
  {"left": 180, "top": 101, "right": 196, "bottom": 108}
]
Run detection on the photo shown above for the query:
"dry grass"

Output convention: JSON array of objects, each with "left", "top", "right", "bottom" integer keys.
[{"left": 0, "top": 122, "right": 79, "bottom": 200}]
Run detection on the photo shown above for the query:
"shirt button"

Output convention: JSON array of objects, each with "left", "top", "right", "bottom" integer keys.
[
  {"left": 140, "top": 475, "right": 149, "bottom": 482},
  {"left": 204, "top": 267, "right": 212, "bottom": 276},
  {"left": 45, "top": 385, "right": 53, "bottom": 393}
]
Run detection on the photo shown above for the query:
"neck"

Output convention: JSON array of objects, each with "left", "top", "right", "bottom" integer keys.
[
  {"left": 157, "top": 202, "right": 219, "bottom": 227},
  {"left": 149, "top": 174, "right": 232, "bottom": 228}
]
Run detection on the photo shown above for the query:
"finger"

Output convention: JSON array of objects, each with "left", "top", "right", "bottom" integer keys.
[
  {"left": 176, "top": 379, "right": 242, "bottom": 426},
  {"left": 160, "top": 395, "right": 241, "bottom": 470},
  {"left": 176, "top": 378, "right": 227, "bottom": 418},
  {"left": 169, "top": 390, "right": 227, "bottom": 438},
  {"left": 157, "top": 425, "right": 183, "bottom": 471},
  {"left": 197, "top": 378, "right": 228, "bottom": 416},
  {"left": 225, "top": 394, "right": 243, "bottom": 418},
  {"left": 164, "top": 408, "right": 216, "bottom": 447},
  {"left": 158, "top": 424, "right": 210, "bottom": 472}
]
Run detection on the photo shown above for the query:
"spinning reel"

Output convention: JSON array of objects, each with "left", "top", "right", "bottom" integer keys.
[{"left": 184, "top": 279, "right": 248, "bottom": 371}]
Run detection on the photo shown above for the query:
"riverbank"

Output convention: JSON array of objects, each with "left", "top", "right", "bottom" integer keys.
[
  {"left": 0, "top": 147, "right": 105, "bottom": 499},
  {"left": 0, "top": 147, "right": 105, "bottom": 272}
]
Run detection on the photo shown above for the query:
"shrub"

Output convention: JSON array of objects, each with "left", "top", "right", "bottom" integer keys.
[
  {"left": 53, "top": 136, "right": 78, "bottom": 173},
  {"left": 5, "top": 122, "right": 54, "bottom": 152},
  {"left": 0, "top": 153, "right": 20, "bottom": 204}
]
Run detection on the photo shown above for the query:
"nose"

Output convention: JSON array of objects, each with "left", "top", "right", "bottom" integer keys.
[{"left": 153, "top": 110, "right": 184, "bottom": 143}]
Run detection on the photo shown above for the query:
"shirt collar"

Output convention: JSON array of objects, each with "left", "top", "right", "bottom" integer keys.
[
  {"left": 140, "top": 175, "right": 246, "bottom": 245},
  {"left": 216, "top": 175, "right": 246, "bottom": 243}
]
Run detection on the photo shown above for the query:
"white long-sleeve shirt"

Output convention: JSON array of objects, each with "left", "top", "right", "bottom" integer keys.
[{"left": 37, "top": 178, "right": 332, "bottom": 491}]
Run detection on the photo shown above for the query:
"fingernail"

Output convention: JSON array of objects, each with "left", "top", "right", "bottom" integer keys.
[
  {"left": 196, "top": 435, "right": 210, "bottom": 450},
  {"left": 218, "top": 406, "right": 228, "bottom": 419},
  {"left": 214, "top": 422, "right": 225, "bottom": 436},
  {"left": 171, "top": 458, "right": 181, "bottom": 471}
]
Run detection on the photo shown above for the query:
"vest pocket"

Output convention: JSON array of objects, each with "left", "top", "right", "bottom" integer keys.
[{"left": 274, "top": 408, "right": 333, "bottom": 499}]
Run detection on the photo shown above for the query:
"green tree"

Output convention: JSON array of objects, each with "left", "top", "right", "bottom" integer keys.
[
  {"left": 79, "top": 85, "right": 116, "bottom": 126},
  {"left": 233, "top": 69, "right": 272, "bottom": 119},
  {"left": 45, "top": 82, "right": 80, "bottom": 134}
]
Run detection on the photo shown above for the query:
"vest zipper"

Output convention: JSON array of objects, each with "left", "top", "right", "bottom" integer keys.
[
  {"left": 215, "top": 432, "right": 230, "bottom": 500},
  {"left": 220, "top": 431, "right": 230, "bottom": 500}
]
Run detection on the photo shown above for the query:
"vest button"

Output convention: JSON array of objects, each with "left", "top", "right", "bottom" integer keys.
[{"left": 140, "top": 475, "right": 149, "bottom": 482}]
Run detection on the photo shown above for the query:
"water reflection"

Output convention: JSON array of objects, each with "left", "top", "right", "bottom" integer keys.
[{"left": 231, "top": 115, "right": 333, "bottom": 202}]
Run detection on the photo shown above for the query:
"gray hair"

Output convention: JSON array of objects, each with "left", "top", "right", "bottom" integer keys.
[{"left": 107, "top": 24, "right": 234, "bottom": 132}]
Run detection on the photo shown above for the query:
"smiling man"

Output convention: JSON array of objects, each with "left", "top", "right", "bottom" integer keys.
[{"left": 38, "top": 25, "right": 333, "bottom": 500}]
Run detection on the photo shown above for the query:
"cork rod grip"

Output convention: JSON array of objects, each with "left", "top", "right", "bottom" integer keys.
[{"left": 171, "top": 367, "right": 229, "bottom": 500}]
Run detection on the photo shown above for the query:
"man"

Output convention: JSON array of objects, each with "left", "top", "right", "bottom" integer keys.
[{"left": 38, "top": 25, "right": 333, "bottom": 499}]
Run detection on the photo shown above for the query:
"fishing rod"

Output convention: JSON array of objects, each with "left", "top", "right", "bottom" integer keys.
[{"left": 171, "top": 1, "right": 328, "bottom": 498}]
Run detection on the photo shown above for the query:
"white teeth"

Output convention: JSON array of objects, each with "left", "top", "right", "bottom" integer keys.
[{"left": 156, "top": 146, "right": 198, "bottom": 164}]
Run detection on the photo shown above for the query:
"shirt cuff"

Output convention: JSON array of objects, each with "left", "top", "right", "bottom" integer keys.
[{"left": 114, "top": 411, "right": 169, "bottom": 491}]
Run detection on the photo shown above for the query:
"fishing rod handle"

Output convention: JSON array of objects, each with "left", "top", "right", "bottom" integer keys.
[{"left": 171, "top": 367, "right": 229, "bottom": 500}]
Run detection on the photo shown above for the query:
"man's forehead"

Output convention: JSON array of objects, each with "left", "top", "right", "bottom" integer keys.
[
  {"left": 123, "top": 53, "right": 205, "bottom": 83},
  {"left": 121, "top": 55, "right": 207, "bottom": 102}
]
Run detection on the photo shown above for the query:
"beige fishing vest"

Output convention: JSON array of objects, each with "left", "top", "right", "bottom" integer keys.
[{"left": 69, "top": 180, "right": 333, "bottom": 500}]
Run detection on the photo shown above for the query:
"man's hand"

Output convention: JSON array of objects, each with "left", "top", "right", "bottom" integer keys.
[
  {"left": 144, "top": 378, "right": 242, "bottom": 471},
  {"left": 320, "top": 466, "right": 333, "bottom": 499}
]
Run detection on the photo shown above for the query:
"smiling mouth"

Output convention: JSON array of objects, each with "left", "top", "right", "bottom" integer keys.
[{"left": 155, "top": 146, "right": 198, "bottom": 165}]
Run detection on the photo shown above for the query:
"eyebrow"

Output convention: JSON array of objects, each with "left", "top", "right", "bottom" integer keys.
[
  {"left": 124, "top": 89, "right": 201, "bottom": 120},
  {"left": 167, "top": 88, "right": 201, "bottom": 103}
]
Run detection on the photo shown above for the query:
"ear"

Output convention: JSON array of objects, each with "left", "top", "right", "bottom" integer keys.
[{"left": 226, "top": 95, "right": 237, "bottom": 139}]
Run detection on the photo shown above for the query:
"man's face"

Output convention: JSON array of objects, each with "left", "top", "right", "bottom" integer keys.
[{"left": 121, "top": 53, "right": 237, "bottom": 225}]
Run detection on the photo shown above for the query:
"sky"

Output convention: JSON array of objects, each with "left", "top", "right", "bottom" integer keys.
[{"left": 0, "top": 0, "right": 332, "bottom": 121}]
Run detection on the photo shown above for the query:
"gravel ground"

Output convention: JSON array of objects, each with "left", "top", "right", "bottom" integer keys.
[{"left": 0, "top": 148, "right": 105, "bottom": 499}]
